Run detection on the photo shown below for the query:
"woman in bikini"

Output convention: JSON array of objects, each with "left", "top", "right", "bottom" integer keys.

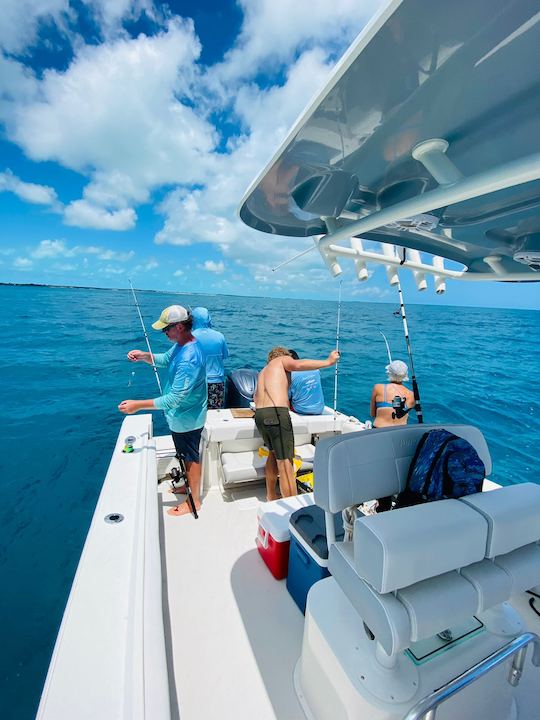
[{"left": 370, "top": 359, "right": 415, "bottom": 429}]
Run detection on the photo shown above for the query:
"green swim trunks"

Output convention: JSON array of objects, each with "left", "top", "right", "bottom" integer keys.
[{"left": 254, "top": 406, "right": 294, "bottom": 461}]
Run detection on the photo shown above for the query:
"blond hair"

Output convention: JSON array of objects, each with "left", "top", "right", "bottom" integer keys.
[{"left": 267, "top": 346, "right": 291, "bottom": 363}]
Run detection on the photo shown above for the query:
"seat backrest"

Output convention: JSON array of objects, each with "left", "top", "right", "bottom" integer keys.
[
  {"left": 314, "top": 424, "right": 491, "bottom": 513},
  {"left": 460, "top": 482, "right": 540, "bottom": 557},
  {"left": 353, "top": 498, "right": 488, "bottom": 593}
]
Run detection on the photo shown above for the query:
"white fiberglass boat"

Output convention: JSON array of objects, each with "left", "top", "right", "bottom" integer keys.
[{"left": 37, "top": 1, "right": 540, "bottom": 718}]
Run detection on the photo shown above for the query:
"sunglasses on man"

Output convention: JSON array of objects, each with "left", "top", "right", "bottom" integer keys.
[{"left": 162, "top": 323, "right": 179, "bottom": 334}]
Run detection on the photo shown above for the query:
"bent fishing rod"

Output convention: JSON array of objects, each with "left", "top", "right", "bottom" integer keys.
[
  {"left": 394, "top": 275, "right": 424, "bottom": 423},
  {"left": 128, "top": 279, "right": 163, "bottom": 395},
  {"left": 333, "top": 279, "right": 343, "bottom": 419}
]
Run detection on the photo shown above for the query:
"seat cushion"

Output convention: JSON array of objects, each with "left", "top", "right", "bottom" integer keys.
[
  {"left": 494, "top": 544, "right": 540, "bottom": 593},
  {"left": 222, "top": 450, "right": 266, "bottom": 483},
  {"left": 221, "top": 443, "right": 315, "bottom": 484},
  {"left": 353, "top": 499, "right": 488, "bottom": 593},
  {"left": 459, "top": 560, "right": 512, "bottom": 612},
  {"left": 328, "top": 542, "right": 411, "bottom": 656},
  {"left": 397, "top": 571, "right": 478, "bottom": 641},
  {"left": 460, "top": 483, "right": 540, "bottom": 557}
]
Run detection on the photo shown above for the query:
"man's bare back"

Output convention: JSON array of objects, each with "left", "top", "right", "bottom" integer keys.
[
  {"left": 254, "top": 349, "right": 340, "bottom": 409},
  {"left": 254, "top": 359, "right": 291, "bottom": 408}
]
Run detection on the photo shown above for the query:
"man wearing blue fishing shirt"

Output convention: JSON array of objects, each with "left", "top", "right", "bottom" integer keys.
[
  {"left": 119, "top": 305, "right": 207, "bottom": 517},
  {"left": 288, "top": 350, "right": 325, "bottom": 415},
  {"left": 191, "top": 307, "right": 229, "bottom": 409}
]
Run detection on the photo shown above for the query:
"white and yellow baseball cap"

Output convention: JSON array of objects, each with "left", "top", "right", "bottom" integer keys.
[{"left": 151, "top": 305, "right": 190, "bottom": 330}]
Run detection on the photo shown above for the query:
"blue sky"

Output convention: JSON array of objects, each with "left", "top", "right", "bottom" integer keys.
[{"left": 0, "top": 0, "right": 538, "bottom": 310}]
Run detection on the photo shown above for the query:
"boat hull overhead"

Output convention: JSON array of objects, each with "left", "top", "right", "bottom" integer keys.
[{"left": 239, "top": 0, "right": 540, "bottom": 278}]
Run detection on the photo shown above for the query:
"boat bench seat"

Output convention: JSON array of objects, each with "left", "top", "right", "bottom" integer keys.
[
  {"left": 312, "top": 425, "right": 540, "bottom": 658},
  {"left": 221, "top": 443, "right": 315, "bottom": 484},
  {"left": 329, "top": 484, "right": 540, "bottom": 656}
]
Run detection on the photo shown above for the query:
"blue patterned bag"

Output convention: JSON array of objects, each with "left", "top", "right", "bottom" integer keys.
[{"left": 395, "top": 429, "right": 485, "bottom": 508}]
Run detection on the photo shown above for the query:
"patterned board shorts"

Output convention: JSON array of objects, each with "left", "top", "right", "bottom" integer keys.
[{"left": 208, "top": 382, "right": 225, "bottom": 409}]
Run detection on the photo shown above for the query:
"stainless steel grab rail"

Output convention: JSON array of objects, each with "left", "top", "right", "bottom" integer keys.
[{"left": 403, "top": 632, "right": 540, "bottom": 720}]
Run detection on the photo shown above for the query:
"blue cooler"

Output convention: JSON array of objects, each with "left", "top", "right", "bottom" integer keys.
[{"left": 286, "top": 505, "right": 344, "bottom": 614}]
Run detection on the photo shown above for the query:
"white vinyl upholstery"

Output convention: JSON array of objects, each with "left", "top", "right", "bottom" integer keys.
[
  {"left": 460, "top": 560, "right": 513, "bottom": 612},
  {"left": 353, "top": 499, "right": 488, "bottom": 593},
  {"left": 494, "top": 544, "right": 540, "bottom": 594},
  {"left": 314, "top": 424, "right": 491, "bottom": 513},
  {"left": 319, "top": 425, "right": 540, "bottom": 658},
  {"left": 460, "top": 483, "right": 540, "bottom": 557},
  {"left": 397, "top": 572, "right": 478, "bottom": 641},
  {"left": 329, "top": 542, "right": 411, "bottom": 656},
  {"left": 221, "top": 443, "right": 315, "bottom": 484}
]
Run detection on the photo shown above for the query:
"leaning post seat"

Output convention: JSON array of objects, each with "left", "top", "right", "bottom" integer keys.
[
  {"left": 313, "top": 423, "right": 491, "bottom": 545},
  {"left": 329, "top": 483, "right": 540, "bottom": 656},
  {"left": 311, "top": 425, "right": 540, "bottom": 656},
  {"left": 298, "top": 429, "right": 540, "bottom": 718}
]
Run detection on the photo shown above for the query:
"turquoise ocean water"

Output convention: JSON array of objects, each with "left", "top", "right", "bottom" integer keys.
[{"left": 0, "top": 284, "right": 538, "bottom": 718}]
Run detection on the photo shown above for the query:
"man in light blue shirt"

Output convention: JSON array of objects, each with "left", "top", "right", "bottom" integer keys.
[
  {"left": 119, "top": 305, "right": 207, "bottom": 517},
  {"left": 192, "top": 307, "right": 229, "bottom": 409},
  {"left": 288, "top": 350, "right": 325, "bottom": 415}
]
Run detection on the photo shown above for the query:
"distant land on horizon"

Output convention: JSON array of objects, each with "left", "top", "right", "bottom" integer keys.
[{"left": 0, "top": 282, "right": 538, "bottom": 311}]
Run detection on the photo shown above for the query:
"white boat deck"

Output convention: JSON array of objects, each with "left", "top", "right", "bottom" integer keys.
[
  {"left": 159, "top": 481, "right": 306, "bottom": 720},
  {"left": 159, "top": 477, "right": 540, "bottom": 720}
]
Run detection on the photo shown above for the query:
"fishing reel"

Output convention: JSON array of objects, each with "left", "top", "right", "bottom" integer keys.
[{"left": 392, "top": 395, "right": 410, "bottom": 420}]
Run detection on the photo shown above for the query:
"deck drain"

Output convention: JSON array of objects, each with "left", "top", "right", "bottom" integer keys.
[{"left": 105, "top": 513, "right": 125, "bottom": 524}]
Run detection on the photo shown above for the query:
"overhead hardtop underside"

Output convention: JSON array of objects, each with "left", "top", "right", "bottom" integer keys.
[{"left": 239, "top": 0, "right": 540, "bottom": 279}]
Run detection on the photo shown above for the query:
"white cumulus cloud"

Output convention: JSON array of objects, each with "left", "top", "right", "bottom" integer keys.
[
  {"left": 203, "top": 260, "right": 225, "bottom": 274},
  {"left": 0, "top": 169, "right": 61, "bottom": 209},
  {"left": 63, "top": 201, "right": 136, "bottom": 230},
  {"left": 14, "top": 256, "right": 33, "bottom": 268}
]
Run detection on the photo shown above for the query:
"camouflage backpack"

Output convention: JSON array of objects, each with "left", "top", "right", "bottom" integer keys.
[{"left": 395, "top": 429, "right": 485, "bottom": 509}]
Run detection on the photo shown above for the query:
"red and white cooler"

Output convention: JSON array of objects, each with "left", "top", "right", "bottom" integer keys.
[{"left": 256, "top": 494, "right": 314, "bottom": 579}]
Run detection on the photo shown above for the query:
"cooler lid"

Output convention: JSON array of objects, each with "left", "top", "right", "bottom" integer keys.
[
  {"left": 257, "top": 495, "right": 314, "bottom": 542},
  {"left": 289, "top": 505, "right": 344, "bottom": 560}
]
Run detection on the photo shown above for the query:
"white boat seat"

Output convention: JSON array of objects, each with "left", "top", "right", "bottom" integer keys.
[
  {"left": 314, "top": 424, "right": 492, "bottom": 512},
  {"left": 494, "top": 544, "right": 540, "bottom": 594},
  {"left": 316, "top": 427, "right": 540, "bottom": 658},
  {"left": 397, "top": 571, "right": 478, "bottom": 642},
  {"left": 460, "top": 560, "right": 512, "bottom": 612},
  {"left": 459, "top": 483, "right": 540, "bottom": 597},
  {"left": 221, "top": 443, "right": 315, "bottom": 484},
  {"left": 460, "top": 482, "right": 540, "bottom": 557},
  {"left": 329, "top": 498, "right": 487, "bottom": 655},
  {"left": 352, "top": 498, "right": 488, "bottom": 593},
  {"left": 328, "top": 541, "right": 411, "bottom": 656}
]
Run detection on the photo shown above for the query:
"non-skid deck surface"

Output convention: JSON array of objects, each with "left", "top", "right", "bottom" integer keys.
[
  {"left": 158, "top": 481, "right": 540, "bottom": 720},
  {"left": 158, "top": 483, "right": 306, "bottom": 720}
]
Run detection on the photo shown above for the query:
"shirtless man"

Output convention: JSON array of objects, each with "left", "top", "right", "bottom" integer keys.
[{"left": 254, "top": 346, "right": 339, "bottom": 500}]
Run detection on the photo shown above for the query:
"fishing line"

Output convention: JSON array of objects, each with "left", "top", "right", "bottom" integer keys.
[
  {"left": 128, "top": 279, "right": 163, "bottom": 395},
  {"left": 333, "top": 279, "right": 343, "bottom": 418},
  {"left": 395, "top": 275, "right": 424, "bottom": 423},
  {"left": 379, "top": 331, "right": 393, "bottom": 364}
]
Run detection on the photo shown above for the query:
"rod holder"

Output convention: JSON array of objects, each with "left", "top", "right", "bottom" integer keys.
[{"left": 412, "top": 138, "right": 462, "bottom": 186}]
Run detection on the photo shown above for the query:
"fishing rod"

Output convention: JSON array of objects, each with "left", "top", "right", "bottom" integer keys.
[
  {"left": 333, "top": 279, "right": 343, "bottom": 418},
  {"left": 128, "top": 279, "right": 163, "bottom": 395},
  {"left": 379, "top": 331, "right": 393, "bottom": 364},
  {"left": 395, "top": 275, "right": 424, "bottom": 423}
]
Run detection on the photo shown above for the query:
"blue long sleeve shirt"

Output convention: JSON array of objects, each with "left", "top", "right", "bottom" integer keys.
[
  {"left": 191, "top": 307, "right": 229, "bottom": 383},
  {"left": 153, "top": 340, "right": 207, "bottom": 433},
  {"left": 289, "top": 370, "right": 325, "bottom": 415}
]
